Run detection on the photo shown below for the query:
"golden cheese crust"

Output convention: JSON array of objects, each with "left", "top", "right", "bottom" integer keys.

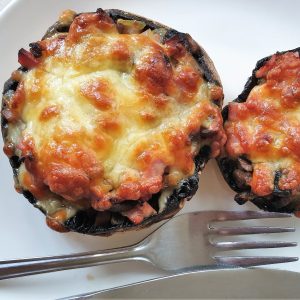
[
  {"left": 2, "top": 9, "right": 225, "bottom": 232},
  {"left": 222, "top": 50, "right": 300, "bottom": 213}
]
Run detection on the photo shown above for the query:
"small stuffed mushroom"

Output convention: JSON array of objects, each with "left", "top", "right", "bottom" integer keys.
[
  {"left": 2, "top": 8, "right": 225, "bottom": 235},
  {"left": 218, "top": 48, "right": 300, "bottom": 215}
]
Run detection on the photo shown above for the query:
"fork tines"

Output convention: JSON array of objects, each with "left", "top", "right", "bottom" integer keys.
[
  {"left": 209, "top": 211, "right": 299, "bottom": 267},
  {"left": 214, "top": 256, "right": 299, "bottom": 267}
]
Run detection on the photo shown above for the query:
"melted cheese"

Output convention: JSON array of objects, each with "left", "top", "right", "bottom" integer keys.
[
  {"left": 225, "top": 51, "right": 300, "bottom": 196},
  {"left": 5, "top": 10, "right": 224, "bottom": 218}
]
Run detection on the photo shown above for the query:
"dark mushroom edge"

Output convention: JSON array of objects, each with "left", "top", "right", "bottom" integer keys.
[
  {"left": 218, "top": 47, "right": 300, "bottom": 214},
  {"left": 1, "top": 9, "right": 223, "bottom": 235}
]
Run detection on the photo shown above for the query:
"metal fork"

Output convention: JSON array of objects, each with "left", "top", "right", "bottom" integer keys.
[{"left": 0, "top": 211, "right": 298, "bottom": 280}]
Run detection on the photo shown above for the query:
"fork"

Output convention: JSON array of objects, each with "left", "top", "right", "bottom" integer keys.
[{"left": 0, "top": 210, "right": 298, "bottom": 280}]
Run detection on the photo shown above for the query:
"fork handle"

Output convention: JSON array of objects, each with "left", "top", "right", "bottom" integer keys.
[{"left": 0, "top": 244, "right": 147, "bottom": 280}]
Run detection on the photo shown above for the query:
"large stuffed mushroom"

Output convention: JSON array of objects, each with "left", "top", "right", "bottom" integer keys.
[
  {"left": 219, "top": 48, "right": 300, "bottom": 215},
  {"left": 2, "top": 9, "right": 225, "bottom": 235}
]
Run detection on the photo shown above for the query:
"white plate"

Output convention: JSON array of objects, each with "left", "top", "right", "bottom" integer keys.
[{"left": 0, "top": 0, "right": 299, "bottom": 299}]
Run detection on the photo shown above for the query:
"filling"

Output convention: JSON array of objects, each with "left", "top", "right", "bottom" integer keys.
[
  {"left": 2, "top": 9, "right": 225, "bottom": 230},
  {"left": 225, "top": 51, "right": 300, "bottom": 198}
]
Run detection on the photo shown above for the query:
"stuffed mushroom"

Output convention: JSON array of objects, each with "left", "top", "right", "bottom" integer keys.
[
  {"left": 2, "top": 9, "right": 225, "bottom": 235},
  {"left": 219, "top": 48, "right": 300, "bottom": 215}
]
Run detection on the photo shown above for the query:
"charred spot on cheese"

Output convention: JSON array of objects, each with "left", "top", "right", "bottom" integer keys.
[
  {"left": 219, "top": 48, "right": 300, "bottom": 214},
  {"left": 2, "top": 9, "right": 224, "bottom": 235}
]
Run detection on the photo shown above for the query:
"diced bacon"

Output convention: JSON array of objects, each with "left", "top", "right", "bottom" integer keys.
[
  {"left": 121, "top": 202, "right": 157, "bottom": 225},
  {"left": 18, "top": 48, "right": 40, "bottom": 69},
  {"left": 39, "top": 37, "right": 65, "bottom": 56},
  {"left": 165, "top": 35, "right": 186, "bottom": 59}
]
